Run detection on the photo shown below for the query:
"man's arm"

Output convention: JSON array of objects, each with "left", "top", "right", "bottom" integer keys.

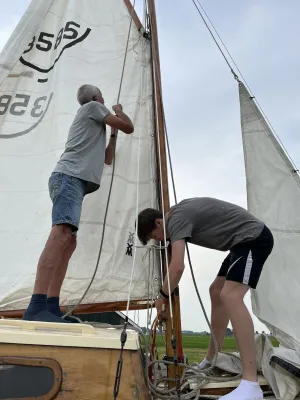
[
  {"left": 105, "top": 128, "right": 117, "bottom": 165},
  {"left": 103, "top": 104, "right": 134, "bottom": 134},
  {"left": 161, "top": 240, "right": 185, "bottom": 296}
]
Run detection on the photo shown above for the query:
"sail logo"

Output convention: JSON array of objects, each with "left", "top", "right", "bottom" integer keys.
[
  {"left": 20, "top": 21, "right": 91, "bottom": 83},
  {"left": 126, "top": 232, "right": 135, "bottom": 257},
  {"left": 0, "top": 92, "right": 53, "bottom": 139},
  {"left": 0, "top": 93, "right": 53, "bottom": 139},
  {"left": 0, "top": 20, "right": 91, "bottom": 139}
]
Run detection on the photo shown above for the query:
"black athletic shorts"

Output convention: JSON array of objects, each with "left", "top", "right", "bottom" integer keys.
[{"left": 217, "top": 225, "right": 274, "bottom": 289}]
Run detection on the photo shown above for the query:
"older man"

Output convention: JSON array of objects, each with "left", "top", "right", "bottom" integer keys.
[{"left": 23, "top": 84, "right": 134, "bottom": 323}]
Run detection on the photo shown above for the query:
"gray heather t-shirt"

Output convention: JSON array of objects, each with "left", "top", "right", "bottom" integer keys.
[
  {"left": 53, "top": 101, "right": 111, "bottom": 194},
  {"left": 167, "top": 197, "right": 264, "bottom": 251}
]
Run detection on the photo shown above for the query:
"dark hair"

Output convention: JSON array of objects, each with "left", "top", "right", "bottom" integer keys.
[{"left": 137, "top": 208, "right": 163, "bottom": 245}]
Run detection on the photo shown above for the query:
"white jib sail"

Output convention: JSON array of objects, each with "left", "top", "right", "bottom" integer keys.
[
  {"left": 0, "top": 0, "right": 160, "bottom": 310},
  {"left": 239, "top": 82, "right": 300, "bottom": 349}
]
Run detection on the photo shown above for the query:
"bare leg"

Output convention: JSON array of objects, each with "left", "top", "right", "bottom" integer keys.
[
  {"left": 33, "top": 225, "right": 73, "bottom": 294},
  {"left": 47, "top": 235, "right": 77, "bottom": 298},
  {"left": 220, "top": 281, "right": 257, "bottom": 382},
  {"left": 23, "top": 225, "right": 73, "bottom": 322},
  {"left": 207, "top": 276, "right": 229, "bottom": 359}
]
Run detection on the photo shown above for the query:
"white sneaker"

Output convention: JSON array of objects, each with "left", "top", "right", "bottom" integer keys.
[{"left": 219, "top": 380, "right": 263, "bottom": 400}]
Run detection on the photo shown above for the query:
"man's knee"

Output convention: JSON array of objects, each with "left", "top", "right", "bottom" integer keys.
[
  {"left": 49, "top": 224, "right": 74, "bottom": 250},
  {"left": 220, "top": 289, "right": 234, "bottom": 306},
  {"left": 209, "top": 277, "right": 225, "bottom": 303},
  {"left": 220, "top": 283, "right": 247, "bottom": 308}
]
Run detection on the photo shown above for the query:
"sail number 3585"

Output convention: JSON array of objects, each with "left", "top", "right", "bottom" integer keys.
[
  {"left": 0, "top": 94, "right": 47, "bottom": 117},
  {"left": 24, "top": 21, "right": 80, "bottom": 54}
]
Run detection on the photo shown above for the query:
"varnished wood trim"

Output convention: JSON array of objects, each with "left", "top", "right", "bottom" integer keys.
[
  {"left": 0, "top": 299, "right": 154, "bottom": 319},
  {"left": 123, "top": 0, "right": 143, "bottom": 30},
  {"left": 0, "top": 356, "right": 62, "bottom": 400}
]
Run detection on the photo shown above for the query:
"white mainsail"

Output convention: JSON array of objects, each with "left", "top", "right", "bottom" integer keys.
[{"left": 0, "top": 0, "right": 160, "bottom": 311}]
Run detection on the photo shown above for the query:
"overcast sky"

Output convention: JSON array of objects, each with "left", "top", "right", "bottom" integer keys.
[{"left": 1, "top": 0, "right": 299, "bottom": 334}]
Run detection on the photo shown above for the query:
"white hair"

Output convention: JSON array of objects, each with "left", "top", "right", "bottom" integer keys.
[{"left": 77, "top": 84, "right": 101, "bottom": 105}]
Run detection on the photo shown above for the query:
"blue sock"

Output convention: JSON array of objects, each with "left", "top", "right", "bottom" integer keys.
[
  {"left": 23, "top": 294, "right": 68, "bottom": 323},
  {"left": 24, "top": 294, "right": 47, "bottom": 315},
  {"left": 47, "top": 297, "right": 63, "bottom": 317}
]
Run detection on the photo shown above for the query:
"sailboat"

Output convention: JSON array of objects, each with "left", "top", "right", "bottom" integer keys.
[{"left": 0, "top": 0, "right": 299, "bottom": 399}]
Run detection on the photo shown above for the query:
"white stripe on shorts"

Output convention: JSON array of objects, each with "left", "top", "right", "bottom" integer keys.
[
  {"left": 243, "top": 250, "right": 253, "bottom": 285},
  {"left": 227, "top": 256, "right": 243, "bottom": 275}
]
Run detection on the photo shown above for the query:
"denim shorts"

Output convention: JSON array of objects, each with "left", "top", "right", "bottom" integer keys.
[{"left": 48, "top": 172, "right": 86, "bottom": 233}]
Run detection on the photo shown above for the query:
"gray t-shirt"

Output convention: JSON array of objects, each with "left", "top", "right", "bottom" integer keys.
[
  {"left": 167, "top": 197, "right": 264, "bottom": 251},
  {"left": 53, "top": 101, "right": 111, "bottom": 194}
]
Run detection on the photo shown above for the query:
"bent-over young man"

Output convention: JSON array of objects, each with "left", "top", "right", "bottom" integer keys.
[{"left": 137, "top": 197, "right": 273, "bottom": 400}]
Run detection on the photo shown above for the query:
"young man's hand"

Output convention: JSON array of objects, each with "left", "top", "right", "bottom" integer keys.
[{"left": 155, "top": 297, "right": 167, "bottom": 321}]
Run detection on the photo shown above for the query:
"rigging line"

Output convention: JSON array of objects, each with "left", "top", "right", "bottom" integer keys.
[
  {"left": 143, "top": 0, "right": 148, "bottom": 29},
  {"left": 194, "top": 0, "right": 240, "bottom": 77},
  {"left": 124, "top": 1, "right": 149, "bottom": 318},
  {"left": 148, "top": 249, "right": 156, "bottom": 325},
  {"left": 117, "top": 0, "right": 136, "bottom": 103},
  {"left": 63, "top": 0, "right": 136, "bottom": 319},
  {"left": 162, "top": 96, "right": 222, "bottom": 367},
  {"left": 147, "top": 4, "right": 220, "bottom": 380},
  {"left": 191, "top": 0, "right": 238, "bottom": 79},
  {"left": 163, "top": 89, "right": 220, "bottom": 365},
  {"left": 193, "top": 0, "right": 299, "bottom": 174},
  {"left": 164, "top": 113, "right": 177, "bottom": 205},
  {"left": 159, "top": 70, "right": 221, "bottom": 367},
  {"left": 148, "top": 0, "right": 175, "bottom": 332},
  {"left": 147, "top": 251, "right": 157, "bottom": 332},
  {"left": 163, "top": 112, "right": 220, "bottom": 371},
  {"left": 148, "top": 24, "right": 186, "bottom": 394},
  {"left": 146, "top": 250, "right": 152, "bottom": 326},
  {"left": 147, "top": 25, "right": 176, "bottom": 331},
  {"left": 124, "top": 119, "right": 141, "bottom": 316},
  {"left": 159, "top": 243, "right": 164, "bottom": 286}
]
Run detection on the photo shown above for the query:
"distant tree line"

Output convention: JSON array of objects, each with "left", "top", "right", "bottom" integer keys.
[{"left": 140, "top": 327, "right": 271, "bottom": 336}]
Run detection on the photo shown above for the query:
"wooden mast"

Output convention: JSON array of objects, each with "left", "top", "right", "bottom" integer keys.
[{"left": 147, "top": 0, "right": 184, "bottom": 385}]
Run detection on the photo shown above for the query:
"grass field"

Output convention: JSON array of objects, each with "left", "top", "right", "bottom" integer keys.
[{"left": 152, "top": 334, "right": 278, "bottom": 364}]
